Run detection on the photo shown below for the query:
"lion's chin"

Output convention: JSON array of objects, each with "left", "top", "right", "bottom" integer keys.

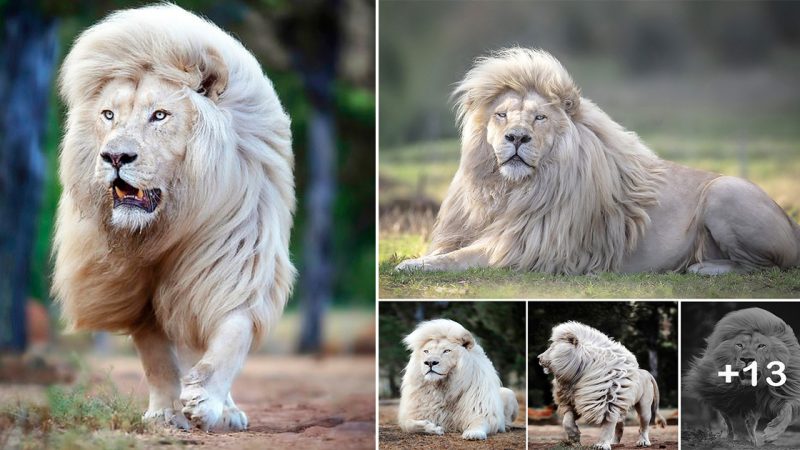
[
  {"left": 424, "top": 372, "right": 445, "bottom": 382},
  {"left": 499, "top": 160, "right": 534, "bottom": 181},
  {"left": 110, "top": 205, "right": 160, "bottom": 231}
]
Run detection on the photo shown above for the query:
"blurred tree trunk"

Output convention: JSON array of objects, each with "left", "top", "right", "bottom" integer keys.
[
  {"left": 0, "top": 5, "right": 57, "bottom": 353},
  {"left": 295, "top": 1, "right": 340, "bottom": 353}
]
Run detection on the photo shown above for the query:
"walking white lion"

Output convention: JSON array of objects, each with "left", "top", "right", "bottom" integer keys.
[
  {"left": 53, "top": 5, "right": 294, "bottom": 431},
  {"left": 538, "top": 322, "right": 666, "bottom": 449},
  {"left": 398, "top": 319, "right": 519, "bottom": 440}
]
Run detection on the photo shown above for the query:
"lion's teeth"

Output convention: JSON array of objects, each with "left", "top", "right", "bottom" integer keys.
[
  {"left": 114, "top": 186, "right": 124, "bottom": 198},
  {"left": 136, "top": 189, "right": 144, "bottom": 200}
]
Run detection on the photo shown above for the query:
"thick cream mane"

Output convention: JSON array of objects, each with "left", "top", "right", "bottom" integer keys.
[
  {"left": 53, "top": 5, "right": 295, "bottom": 349},
  {"left": 549, "top": 322, "right": 640, "bottom": 425},
  {"left": 429, "top": 48, "right": 664, "bottom": 274}
]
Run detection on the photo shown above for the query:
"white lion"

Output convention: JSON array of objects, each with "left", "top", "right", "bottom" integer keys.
[
  {"left": 53, "top": 5, "right": 294, "bottom": 432},
  {"left": 398, "top": 319, "right": 519, "bottom": 440},
  {"left": 396, "top": 48, "right": 800, "bottom": 275},
  {"left": 538, "top": 322, "right": 666, "bottom": 449}
]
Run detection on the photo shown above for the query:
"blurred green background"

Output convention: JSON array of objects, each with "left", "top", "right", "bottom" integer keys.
[
  {"left": 378, "top": 0, "right": 800, "bottom": 298},
  {"left": 529, "top": 302, "right": 678, "bottom": 409},
  {"left": 3, "top": 0, "right": 375, "bottom": 354},
  {"left": 378, "top": 301, "right": 526, "bottom": 398}
]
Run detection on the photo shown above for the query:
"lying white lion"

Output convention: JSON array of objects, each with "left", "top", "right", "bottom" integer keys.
[
  {"left": 53, "top": 5, "right": 294, "bottom": 431},
  {"left": 396, "top": 48, "right": 800, "bottom": 275},
  {"left": 398, "top": 319, "right": 518, "bottom": 440},
  {"left": 538, "top": 322, "right": 666, "bottom": 449}
]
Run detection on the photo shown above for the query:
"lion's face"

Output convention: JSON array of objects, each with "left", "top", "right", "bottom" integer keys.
[
  {"left": 537, "top": 332, "right": 575, "bottom": 376},
  {"left": 416, "top": 338, "right": 464, "bottom": 382},
  {"left": 93, "top": 74, "right": 194, "bottom": 230},
  {"left": 712, "top": 332, "right": 790, "bottom": 387},
  {"left": 486, "top": 91, "right": 565, "bottom": 182}
]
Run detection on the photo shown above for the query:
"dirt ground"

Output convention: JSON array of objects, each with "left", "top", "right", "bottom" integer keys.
[
  {"left": 2, "top": 354, "right": 375, "bottom": 449},
  {"left": 378, "top": 397, "right": 526, "bottom": 449},
  {"left": 681, "top": 428, "right": 800, "bottom": 449},
  {"left": 529, "top": 424, "right": 678, "bottom": 449}
]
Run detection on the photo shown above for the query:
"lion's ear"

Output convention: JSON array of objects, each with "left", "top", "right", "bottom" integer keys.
[
  {"left": 196, "top": 47, "right": 228, "bottom": 102},
  {"left": 565, "top": 332, "right": 578, "bottom": 346},
  {"left": 561, "top": 90, "right": 580, "bottom": 116},
  {"left": 460, "top": 331, "right": 475, "bottom": 350}
]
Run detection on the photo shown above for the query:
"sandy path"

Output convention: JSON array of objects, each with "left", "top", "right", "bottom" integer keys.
[
  {"left": 529, "top": 424, "right": 678, "bottom": 449},
  {"left": 95, "top": 354, "right": 376, "bottom": 449}
]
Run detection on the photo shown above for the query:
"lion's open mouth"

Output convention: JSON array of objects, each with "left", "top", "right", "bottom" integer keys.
[{"left": 110, "top": 178, "right": 161, "bottom": 213}]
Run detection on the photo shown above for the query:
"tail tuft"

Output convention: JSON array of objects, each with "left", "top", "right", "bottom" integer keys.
[{"left": 656, "top": 414, "right": 667, "bottom": 428}]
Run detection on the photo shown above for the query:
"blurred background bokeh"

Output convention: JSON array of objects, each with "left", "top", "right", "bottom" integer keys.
[
  {"left": 528, "top": 302, "right": 678, "bottom": 430},
  {"left": 0, "top": 1, "right": 375, "bottom": 448},
  {"left": 379, "top": 0, "right": 800, "bottom": 267}
]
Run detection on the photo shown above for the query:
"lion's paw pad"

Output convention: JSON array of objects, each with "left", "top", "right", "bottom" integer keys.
[
  {"left": 462, "top": 429, "right": 487, "bottom": 440},
  {"left": 180, "top": 385, "right": 224, "bottom": 431},
  {"left": 143, "top": 408, "right": 190, "bottom": 430}
]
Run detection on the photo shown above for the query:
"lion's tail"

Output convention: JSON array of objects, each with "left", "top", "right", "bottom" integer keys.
[{"left": 649, "top": 371, "right": 667, "bottom": 428}]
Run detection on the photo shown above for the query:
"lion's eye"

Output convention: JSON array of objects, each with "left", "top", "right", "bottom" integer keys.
[
  {"left": 102, "top": 110, "right": 114, "bottom": 121},
  {"left": 150, "top": 110, "right": 169, "bottom": 122},
  {"left": 443, "top": 349, "right": 451, "bottom": 354},
  {"left": 758, "top": 344, "right": 766, "bottom": 349},
  {"left": 735, "top": 343, "right": 744, "bottom": 349},
  {"left": 423, "top": 350, "right": 429, "bottom": 354},
  {"left": 535, "top": 114, "right": 547, "bottom": 121},
  {"left": 495, "top": 112, "right": 506, "bottom": 119}
]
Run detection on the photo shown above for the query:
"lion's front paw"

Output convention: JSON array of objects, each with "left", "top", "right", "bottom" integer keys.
[
  {"left": 143, "top": 407, "right": 190, "bottom": 430},
  {"left": 395, "top": 258, "right": 425, "bottom": 271},
  {"left": 636, "top": 437, "right": 651, "bottom": 447},
  {"left": 591, "top": 443, "right": 612, "bottom": 450},
  {"left": 462, "top": 428, "right": 487, "bottom": 440},
  {"left": 214, "top": 405, "right": 248, "bottom": 432},
  {"left": 180, "top": 384, "right": 224, "bottom": 431},
  {"left": 422, "top": 421, "right": 444, "bottom": 435}
]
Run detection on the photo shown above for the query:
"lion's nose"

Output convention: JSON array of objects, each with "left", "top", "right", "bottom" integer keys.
[
  {"left": 100, "top": 151, "right": 138, "bottom": 169},
  {"left": 424, "top": 359, "right": 439, "bottom": 368},
  {"left": 740, "top": 357, "right": 755, "bottom": 365},
  {"left": 504, "top": 132, "right": 532, "bottom": 149}
]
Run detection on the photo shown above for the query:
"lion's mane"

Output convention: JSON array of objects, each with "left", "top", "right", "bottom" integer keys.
[
  {"left": 429, "top": 48, "right": 665, "bottom": 274},
  {"left": 398, "top": 319, "right": 507, "bottom": 434},
  {"left": 684, "top": 308, "right": 800, "bottom": 417},
  {"left": 53, "top": 5, "right": 295, "bottom": 349},
  {"left": 547, "top": 322, "right": 640, "bottom": 425}
]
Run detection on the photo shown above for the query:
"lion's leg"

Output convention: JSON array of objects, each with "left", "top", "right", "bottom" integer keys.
[
  {"left": 720, "top": 413, "right": 735, "bottom": 440},
  {"left": 395, "top": 243, "right": 489, "bottom": 272},
  {"left": 613, "top": 420, "right": 624, "bottom": 444},
  {"left": 762, "top": 403, "right": 793, "bottom": 443},
  {"left": 695, "top": 176, "right": 800, "bottom": 274},
  {"left": 462, "top": 417, "right": 490, "bottom": 440},
  {"left": 635, "top": 399, "right": 653, "bottom": 447},
  {"left": 132, "top": 324, "right": 189, "bottom": 430},
  {"left": 401, "top": 419, "right": 444, "bottom": 435},
  {"left": 562, "top": 410, "right": 581, "bottom": 444},
  {"left": 744, "top": 410, "right": 763, "bottom": 447},
  {"left": 180, "top": 310, "right": 252, "bottom": 432},
  {"left": 593, "top": 420, "right": 618, "bottom": 450}
]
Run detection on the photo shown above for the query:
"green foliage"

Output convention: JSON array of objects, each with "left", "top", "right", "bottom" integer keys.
[{"left": 379, "top": 301, "right": 526, "bottom": 398}]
